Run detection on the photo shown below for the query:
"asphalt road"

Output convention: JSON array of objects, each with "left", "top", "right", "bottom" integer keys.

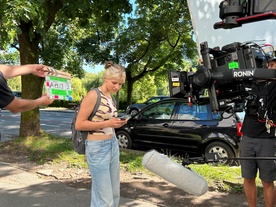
[
  {"left": 0, "top": 109, "right": 126, "bottom": 142},
  {"left": 0, "top": 108, "right": 236, "bottom": 144},
  {"left": 0, "top": 109, "right": 74, "bottom": 142}
]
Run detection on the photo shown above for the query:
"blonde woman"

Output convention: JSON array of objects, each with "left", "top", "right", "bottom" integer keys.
[{"left": 75, "top": 61, "right": 126, "bottom": 207}]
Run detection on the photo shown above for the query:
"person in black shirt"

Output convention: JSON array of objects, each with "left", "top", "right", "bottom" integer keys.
[
  {"left": 240, "top": 57, "right": 276, "bottom": 207},
  {"left": 0, "top": 64, "right": 54, "bottom": 113}
]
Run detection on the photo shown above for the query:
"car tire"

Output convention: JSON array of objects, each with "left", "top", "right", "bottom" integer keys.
[
  {"left": 205, "top": 141, "right": 234, "bottom": 165},
  {"left": 129, "top": 109, "right": 139, "bottom": 116},
  {"left": 116, "top": 130, "right": 133, "bottom": 149}
]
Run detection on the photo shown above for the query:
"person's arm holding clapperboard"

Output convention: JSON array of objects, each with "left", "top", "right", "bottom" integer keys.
[{"left": 0, "top": 64, "right": 54, "bottom": 114}]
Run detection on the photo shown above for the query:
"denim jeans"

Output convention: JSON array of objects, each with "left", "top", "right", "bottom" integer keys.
[{"left": 85, "top": 135, "right": 120, "bottom": 207}]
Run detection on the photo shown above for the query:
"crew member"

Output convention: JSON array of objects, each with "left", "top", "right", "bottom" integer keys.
[{"left": 240, "top": 57, "right": 276, "bottom": 207}]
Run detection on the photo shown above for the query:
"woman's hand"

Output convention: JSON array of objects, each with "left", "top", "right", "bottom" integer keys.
[{"left": 109, "top": 117, "right": 127, "bottom": 128}]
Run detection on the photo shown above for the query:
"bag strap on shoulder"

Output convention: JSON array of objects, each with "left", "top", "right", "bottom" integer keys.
[
  {"left": 88, "top": 88, "right": 101, "bottom": 120},
  {"left": 111, "top": 95, "right": 116, "bottom": 107}
]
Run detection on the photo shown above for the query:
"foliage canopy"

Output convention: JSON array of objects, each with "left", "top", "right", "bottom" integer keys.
[{"left": 0, "top": 0, "right": 198, "bottom": 136}]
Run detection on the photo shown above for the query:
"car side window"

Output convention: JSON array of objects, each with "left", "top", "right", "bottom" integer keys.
[
  {"left": 212, "top": 111, "right": 221, "bottom": 120},
  {"left": 176, "top": 104, "right": 221, "bottom": 121},
  {"left": 142, "top": 102, "right": 175, "bottom": 119},
  {"left": 176, "top": 103, "right": 198, "bottom": 120},
  {"left": 196, "top": 105, "right": 209, "bottom": 120}
]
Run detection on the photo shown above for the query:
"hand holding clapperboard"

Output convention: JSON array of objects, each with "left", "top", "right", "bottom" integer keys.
[{"left": 44, "top": 67, "right": 72, "bottom": 100}]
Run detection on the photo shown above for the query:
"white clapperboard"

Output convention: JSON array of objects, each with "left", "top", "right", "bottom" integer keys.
[{"left": 45, "top": 67, "right": 72, "bottom": 101}]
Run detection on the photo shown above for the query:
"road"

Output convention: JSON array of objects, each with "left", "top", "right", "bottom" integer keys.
[
  {"left": 0, "top": 109, "right": 74, "bottom": 142},
  {"left": 0, "top": 108, "right": 235, "bottom": 143},
  {"left": 0, "top": 109, "right": 126, "bottom": 142}
]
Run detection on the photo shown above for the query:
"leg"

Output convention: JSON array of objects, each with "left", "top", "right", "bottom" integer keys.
[
  {"left": 262, "top": 180, "right": 276, "bottom": 207},
  {"left": 243, "top": 178, "right": 257, "bottom": 207},
  {"left": 110, "top": 136, "right": 120, "bottom": 207},
  {"left": 240, "top": 136, "right": 258, "bottom": 207},
  {"left": 86, "top": 138, "right": 116, "bottom": 207},
  {"left": 257, "top": 138, "right": 276, "bottom": 207}
]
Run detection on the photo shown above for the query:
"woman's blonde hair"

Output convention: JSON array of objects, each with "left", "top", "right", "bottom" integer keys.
[{"left": 104, "top": 61, "right": 126, "bottom": 82}]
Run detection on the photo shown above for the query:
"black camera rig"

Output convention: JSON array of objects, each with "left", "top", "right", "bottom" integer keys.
[
  {"left": 169, "top": 0, "right": 276, "bottom": 114},
  {"left": 169, "top": 41, "right": 276, "bottom": 113}
]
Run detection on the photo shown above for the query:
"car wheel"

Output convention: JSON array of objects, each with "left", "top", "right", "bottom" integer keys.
[
  {"left": 116, "top": 130, "right": 133, "bottom": 149},
  {"left": 205, "top": 141, "right": 234, "bottom": 165},
  {"left": 130, "top": 109, "right": 139, "bottom": 116}
]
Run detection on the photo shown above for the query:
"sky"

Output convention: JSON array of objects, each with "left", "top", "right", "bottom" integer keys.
[{"left": 83, "top": 64, "right": 104, "bottom": 74}]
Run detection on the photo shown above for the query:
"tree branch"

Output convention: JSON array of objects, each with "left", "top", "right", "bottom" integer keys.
[{"left": 133, "top": 38, "right": 150, "bottom": 63}]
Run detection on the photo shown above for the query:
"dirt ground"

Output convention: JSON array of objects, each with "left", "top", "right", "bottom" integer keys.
[{"left": 0, "top": 149, "right": 266, "bottom": 207}]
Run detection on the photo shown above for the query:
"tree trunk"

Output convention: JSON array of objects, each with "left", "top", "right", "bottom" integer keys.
[
  {"left": 18, "top": 23, "right": 43, "bottom": 137},
  {"left": 126, "top": 71, "right": 134, "bottom": 106}
]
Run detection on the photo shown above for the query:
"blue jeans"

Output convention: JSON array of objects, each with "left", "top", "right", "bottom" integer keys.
[{"left": 85, "top": 135, "right": 120, "bottom": 207}]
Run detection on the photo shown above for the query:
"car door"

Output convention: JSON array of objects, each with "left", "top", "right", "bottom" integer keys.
[
  {"left": 169, "top": 102, "right": 220, "bottom": 155},
  {"left": 131, "top": 101, "right": 177, "bottom": 146}
]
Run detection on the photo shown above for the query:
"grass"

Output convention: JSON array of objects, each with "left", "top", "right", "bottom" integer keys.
[{"left": 0, "top": 133, "right": 264, "bottom": 195}]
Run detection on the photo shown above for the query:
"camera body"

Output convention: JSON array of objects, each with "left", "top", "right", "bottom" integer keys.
[{"left": 169, "top": 40, "right": 276, "bottom": 113}]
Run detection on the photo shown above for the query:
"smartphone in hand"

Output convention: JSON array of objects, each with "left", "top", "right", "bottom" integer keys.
[{"left": 119, "top": 115, "right": 131, "bottom": 121}]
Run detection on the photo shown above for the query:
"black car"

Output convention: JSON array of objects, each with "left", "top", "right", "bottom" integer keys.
[
  {"left": 0, "top": 91, "right": 22, "bottom": 112},
  {"left": 125, "top": 95, "right": 169, "bottom": 115},
  {"left": 13, "top": 91, "right": 22, "bottom": 98},
  {"left": 116, "top": 98, "right": 242, "bottom": 164}
]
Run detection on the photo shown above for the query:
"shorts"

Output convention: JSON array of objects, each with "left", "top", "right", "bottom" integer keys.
[{"left": 240, "top": 135, "right": 276, "bottom": 182}]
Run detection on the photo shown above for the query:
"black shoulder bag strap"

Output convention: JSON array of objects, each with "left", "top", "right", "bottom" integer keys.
[{"left": 88, "top": 88, "right": 101, "bottom": 120}]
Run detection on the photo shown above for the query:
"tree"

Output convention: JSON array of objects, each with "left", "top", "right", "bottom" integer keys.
[
  {"left": 82, "top": 72, "right": 104, "bottom": 92},
  {"left": 0, "top": 0, "right": 131, "bottom": 136},
  {"left": 71, "top": 78, "right": 87, "bottom": 102},
  {"left": 77, "top": 0, "right": 197, "bottom": 105}
]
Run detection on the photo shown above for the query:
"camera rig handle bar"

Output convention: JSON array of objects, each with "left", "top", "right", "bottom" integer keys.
[
  {"left": 193, "top": 67, "right": 276, "bottom": 87},
  {"left": 191, "top": 67, "right": 276, "bottom": 112},
  {"left": 214, "top": 0, "right": 276, "bottom": 29},
  {"left": 168, "top": 66, "right": 276, "bottom": 113},
  {"left": 214, "top": 11, "right": 276, "bottom": 29}
]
